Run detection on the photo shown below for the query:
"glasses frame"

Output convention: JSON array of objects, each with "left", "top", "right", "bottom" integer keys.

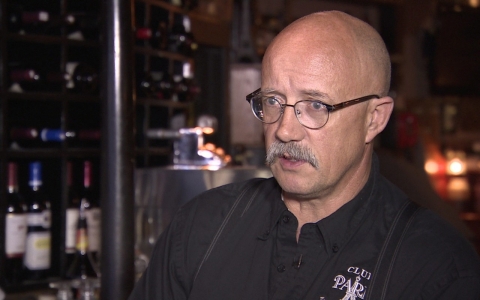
[{"left": 246, "top": 88, "right": 380, "bottom": 129}]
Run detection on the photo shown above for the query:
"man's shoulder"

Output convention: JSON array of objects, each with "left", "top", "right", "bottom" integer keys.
[
  {"left": 173, "top": 177, "right": 278, "bottom": 225},
  {"left": 400, "top": 207, "right": 480, "bottom": 279}
]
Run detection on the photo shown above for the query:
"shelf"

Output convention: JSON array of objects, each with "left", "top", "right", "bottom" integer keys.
[
  {"left": 134, "top": 45, "right": 194, "bottom": 62},
  {"left": 5, "top": 92, "right": 100, "bottom": 102},
  {"left": 136, "top": 97, "right": 192, "bottom": 108},
  {"left": 2, "top": 148, "right": 100, "bottom": 158},
  {"left": 6, "top": 33, "right": 100, "bottom": 47}
]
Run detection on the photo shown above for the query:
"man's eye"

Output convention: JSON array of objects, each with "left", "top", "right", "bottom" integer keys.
[
  {"left": 310, "top": 101, "right": 325, "bottom": 110},
  {"left": 264, "top": 97, "right": 278, "bottom": 106}
]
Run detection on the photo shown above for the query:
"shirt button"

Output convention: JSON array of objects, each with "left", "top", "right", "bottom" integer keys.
[
  {"left": 332, "top": 244, "right": 339, "bottom": 253},
  {"left": 277, "top": 264, "right": 286, "bottom": 272},
  {"left": 282, "top": 215, "right": 290, "bottom": 223}
]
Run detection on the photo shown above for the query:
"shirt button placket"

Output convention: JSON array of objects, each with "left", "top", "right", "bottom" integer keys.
[{"left": 277, "top": 264, "right": 286, "bottom": 272}]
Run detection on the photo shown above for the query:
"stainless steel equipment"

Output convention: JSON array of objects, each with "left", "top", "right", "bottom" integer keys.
[{"left": 133, "top": 166, "right": 272, "bottom": 277}]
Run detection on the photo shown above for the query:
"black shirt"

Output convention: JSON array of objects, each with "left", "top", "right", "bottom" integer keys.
[{"left": 129, "top": 156, "right": 480, "bottom": 299}]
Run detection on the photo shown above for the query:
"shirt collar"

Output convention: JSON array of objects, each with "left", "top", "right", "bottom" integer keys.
[{"left": 260, "top": 154, "right": 380, "bottom": 246}]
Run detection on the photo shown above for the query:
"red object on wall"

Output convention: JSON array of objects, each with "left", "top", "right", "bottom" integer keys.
[{"left": 396, "top": 112, "right": 419, "bottom": 149}]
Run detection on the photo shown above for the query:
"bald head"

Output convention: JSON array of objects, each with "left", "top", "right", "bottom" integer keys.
[{"left": 263, "top": 11, "right": 391, "bottom": 97}]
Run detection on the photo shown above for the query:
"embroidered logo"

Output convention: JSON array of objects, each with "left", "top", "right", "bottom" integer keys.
[{"left": 331, "top": 266, "right": 372, "bottom": 300}]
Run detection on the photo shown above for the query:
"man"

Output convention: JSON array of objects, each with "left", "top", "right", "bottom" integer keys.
[{"left": 129, "top": 11, "right": 480, "bottom": 299}]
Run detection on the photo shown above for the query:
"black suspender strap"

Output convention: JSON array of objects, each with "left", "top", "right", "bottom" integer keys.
[
  {"left": 193, "top": 179, "right": 266, "bottom": 283},
  {"left": 367, "top": 201, "right": 420, "bottom": 300}
]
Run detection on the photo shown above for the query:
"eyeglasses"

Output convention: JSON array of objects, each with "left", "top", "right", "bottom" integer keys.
[{"left": 246, "top": 88, "right": 379, "bottom": 129}]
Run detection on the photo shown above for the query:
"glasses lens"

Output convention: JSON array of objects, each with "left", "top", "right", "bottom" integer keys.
[
  {"left": 295, "top": 101, "right": 329, "bottom": 129},
  {"left": 251, "top": 96, "right": 281, "bottom": 123}
]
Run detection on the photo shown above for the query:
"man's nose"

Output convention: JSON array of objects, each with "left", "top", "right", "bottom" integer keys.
[{"left": 275, "top": 104, "right": 305, "bottom": 142}]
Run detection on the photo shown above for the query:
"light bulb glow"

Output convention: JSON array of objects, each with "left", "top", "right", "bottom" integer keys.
[
  {"left": 425, "top": 159, "right": 439, "bottom": 175},
  {"left": 447, "top": 158, "right": 466, "bottom": 175}
]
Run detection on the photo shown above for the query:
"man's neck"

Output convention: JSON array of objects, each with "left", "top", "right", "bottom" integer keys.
[{"left": 283, "top": 151, "right": 373, "bottom": 241}]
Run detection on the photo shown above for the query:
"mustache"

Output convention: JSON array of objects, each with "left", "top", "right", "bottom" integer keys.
[{"left": 265, "top": 141, "right": 319, "bottom": 169}]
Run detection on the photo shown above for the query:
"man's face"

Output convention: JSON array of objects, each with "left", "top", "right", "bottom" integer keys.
[{"left": 261, "top": 35, "right": 371, "bottom": 201}]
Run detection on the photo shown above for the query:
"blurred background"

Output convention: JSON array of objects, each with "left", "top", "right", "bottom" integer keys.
[{"left": 0, "top": 0, "right": 479, "bottom": 299}]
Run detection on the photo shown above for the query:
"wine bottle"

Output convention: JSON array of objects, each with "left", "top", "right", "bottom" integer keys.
[
  {"left": 136, "top": 21, "right": 168, "bottom": 50},
  {"left": 82, "top": 161, "right": 101, "bottom": 263},
  {"left": 23, "top": 161, "right": 52, "bottom": 281},
  {"left": 8, "top": 61, "right": 72, "bottom": 93},
  {"left": 156, "top": 73, "right": 174, "bottom": 100},
  {"left": 10, "top": 128, "right": 39, "bottom": 140},
  {"left": 40, "top": 128, "right": 76, "bottom": 142},
  {"left": 4, "top": 162, "right": 28, "bottom": 284},
  {"left": 9, "top": 127, "right": 39, "bottom": 149},
  {"left": 8, "top": 5, "right": 50, "bottom": 35},
  {"left": 9, "top": 67, "right": 42, "bottom": 93},
  {"left": 168, "top": 16, "right": 188, "bottom": 54},
  {"left": 77, "top": 129, "right": 101, "bottom": 141},
  {"left": 64, "top": 162, "right": 81, "bottom": 277},
  {"left": 65, "top": 62, "right": 99, "bottom": 94},
  {"left": 172, "top": 75, "right": 187, "bottom": 102},
  {"left": 182, "top": 15, "right": 198, "bottom": 57},
  {"left": 137, "top": 72, "right": 157, "bottom": 98},
  {"left": 65, "top": 198, "right": 98, "bottom": 279},
  {"left": 64, "top": 12, "right": 99, "bottom": 41}
]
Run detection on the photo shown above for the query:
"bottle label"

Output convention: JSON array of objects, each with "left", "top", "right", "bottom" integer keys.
[
  {"left": 86, "top": 208, "right": 101, "bottom": 252},
  {"left": 65, "top": 208, "right": 79, "bottom": 253},
  {"left": 24, "top": 231, "right": 51, "bottom": 270},
  {"left": 5, "top": 214, "right": 27, "bottom": 257},
  {"left": 76, "top": 228, "right": 89, "bottom": 252},
  {"left": 43, "top": 209, "right": 52, "bottom": 228},
  {"left": 27, "top": 210, "right": 51, "bottom": 228}
]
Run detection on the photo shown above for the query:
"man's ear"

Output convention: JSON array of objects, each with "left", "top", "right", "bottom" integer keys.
[{"left": 365, "top": 96, "right": 394, "bottom": 144}]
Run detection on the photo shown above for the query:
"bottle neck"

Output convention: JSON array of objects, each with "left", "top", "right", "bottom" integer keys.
[
  {"left": 29, "top": 184, "right": 41, "bottom": 192},
  {"left": 7, "top": 162, "right": 19, "bottom": 193},
  {"left": 84, "top": 161, "right": 92, "bottom": 189}
]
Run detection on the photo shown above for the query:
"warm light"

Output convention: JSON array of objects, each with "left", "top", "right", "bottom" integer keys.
[
  {"left": 447, "top": 158, "right": 467, "bottom": 175},
  {"left": 425, "top": 159, "right": 439, "bottom": 175},
  {"left": 202, "top": 127, "right": 214, "bottom": 135},
  {"left": 469, "top": 0, "right": 479, "bottom": 8},
  {"left": 445, "top": 150, "right": 467, "bottom": 175},
  {"left": 447, "top": 177, "right": 470, "bottom": 201}
]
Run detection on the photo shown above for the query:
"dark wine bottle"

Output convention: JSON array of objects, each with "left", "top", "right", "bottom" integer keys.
[
  {"left": 64, "top": 12, "right": 99, "bottom": 41},
  {"left": 137, "top": 72, "right": 157, "bottom": 98},
  {"left": 8, "top": 5, "right": 50, "bottom": 35},
  {"left": 23, "top": 162, "right": 52, "bottom": 281},
  {"left": 9, "top": 67, "right": 42, "bottom": 93},
  {"left": 4, "top": 162, "right": 28, "bottom": 284},
  {"left": 168, "top": 16, "right": 188, "bottom": 54},
  {"left": 136, "top": 20, "right": 168, "bottom": 50},
  {"left": 64, "top": 162, "right": 81, "bottom": 278},
  {"left": 10, "top": 128, "right": 39, "bottom": 140},
  {"left": 182, "top": 15, "right": 198, "bottom": 57},
  {"left": 65, "top": 62, "right": 99, "bottom": 94},
  {"left": 9, "top": 127, "right": 39, "bottom": 149},
  {"left": 156, "top": 73, "right": 174, "bottom": 100},
  {"left": 82, "top": 161, "right": 101, "bottom": 263},
  {"left": 65, "top": 198, "right": 98, "bottom": 279},
  {"left": 77, "top": 129, "right": 101, "bottom": 141}
]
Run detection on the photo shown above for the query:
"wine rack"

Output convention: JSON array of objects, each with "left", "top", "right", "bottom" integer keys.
[
  {"left": 133, "top": 0, "right": 200, "bottom": 167},
  {"left": 0, "top": 0, "right": 102, "bottom": 293}
]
